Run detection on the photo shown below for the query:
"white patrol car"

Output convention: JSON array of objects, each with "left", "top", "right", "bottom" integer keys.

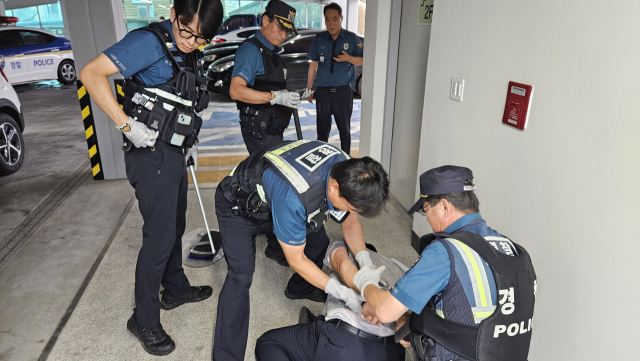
[{"left": 0, "top": 17, "right": 76, "bottom": 85}]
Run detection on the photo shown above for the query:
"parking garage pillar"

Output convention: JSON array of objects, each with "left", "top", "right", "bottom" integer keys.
[{"left": 61, "top": 0, "right": 128, "bottom": 179}]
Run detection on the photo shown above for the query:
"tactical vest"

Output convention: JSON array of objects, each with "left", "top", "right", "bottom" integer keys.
[
  {"left": 122, "top": 23, "right": 210, "bottom": 151},
  {"left": 236, "top": 37, "right": 293, "bottom": 139},
  {"left": 222, "top": 140, "right": 349, "bottom": 232},
  {"left": 409, "top": 231, "right": 536, "bottom": 361}
]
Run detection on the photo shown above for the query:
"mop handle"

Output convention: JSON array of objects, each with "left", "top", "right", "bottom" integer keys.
[{"left": 189, "top": 164, "right": 216, "bottom": 253}]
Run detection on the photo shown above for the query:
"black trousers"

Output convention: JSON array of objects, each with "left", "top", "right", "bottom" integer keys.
[
  {"left": 240, "top": 123, "right": 284, "bottom": 250},
  {"left": 124, "top": 142, "right": 192, "bottom": 327},
  {"left": 315, "top": 86, "right": 354, "bottom": 155},
  {"left": 213, "top": 182, "right": 330, "bottom": 361},
  {"left": 255, "top": 316, "right": 405, "bottom": 361}
]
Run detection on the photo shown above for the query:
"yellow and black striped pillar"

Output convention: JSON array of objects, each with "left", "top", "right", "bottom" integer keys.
[
  {"left": 114, "top": 79, "right": 125, "bottom": 109},
  {"left": 76, "top": 80, "right": 104, "bottom": 180}
]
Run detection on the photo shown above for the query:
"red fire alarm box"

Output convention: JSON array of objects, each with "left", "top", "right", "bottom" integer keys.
[{"left": 502, "top": 82, "right": 533, "bottom": 130}]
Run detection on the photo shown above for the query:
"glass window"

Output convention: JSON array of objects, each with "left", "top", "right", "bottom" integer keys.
[
  {"left": 38, "top": 3, "right": 65, "bottom": 35},
  {"left": 0, "top": 31, "right": 22, "bottom": 49},
  {"left": 11, "top": 6, "right": 41, "bottom": 29},
  {"left": 282, "top": 35, "right": 314, "bottom": 55},
  {"left": 19, "top": 31, "right": 50, "bottom": 46}
]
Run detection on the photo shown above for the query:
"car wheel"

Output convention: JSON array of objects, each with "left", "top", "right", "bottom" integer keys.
[
  {"left": 356, "top": 76, "right": 363, "bottom": 97},
  {"left": 0, "top": 113, "right": 24, "bottom": 176},
  {"left": 57, "top": 60, "right": 77, "bottom": 85}
]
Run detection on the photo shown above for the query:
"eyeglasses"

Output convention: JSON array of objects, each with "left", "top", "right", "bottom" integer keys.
[
  {"left": 417, "top": 200, "right": 429, "bottom": 216},
  {"left": 174, "top": 19, "right": 209, "bottom": 45}
]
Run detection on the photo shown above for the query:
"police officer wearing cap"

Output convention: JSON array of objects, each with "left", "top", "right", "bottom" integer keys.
[
  {"left": 79, "top": 0, "right": 223, "bottom": 356},
  {"left": 230, "top": 0, "right": 302, "bottom": 267},
  {"left": 355, "top": 166, "right": 537, "bottom": 361},
  {"left": 212, "top": 140, "right": 390, "bottom": 361},
  {"left": 304, "top": 2, "right": 363, "bottom": 155}
]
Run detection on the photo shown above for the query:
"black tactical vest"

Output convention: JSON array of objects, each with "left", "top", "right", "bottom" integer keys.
[
  {"left": 221, "top": 140, "right": 349, "bottom": 232},
  {"left": 236, "top": 37, "right": 293, "bottom": 139},
  {"left": 409, "top": 231, "right": 536, "bottom": 361},
  {"left": 122, "top": 23, "right": 209, "bottom": 151}
]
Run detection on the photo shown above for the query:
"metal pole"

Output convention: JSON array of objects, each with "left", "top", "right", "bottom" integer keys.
[
  {"left": 121, "top": 0, "right": 129, "bottom": 33},
  {"left": 305, "top": 2, "right": 308, "bottom": 28},
  {"left": 189, "top": 165, "right": 216, "bottom": 253},
  {"left": 36, "top": 5, "right": 43, "bottom": 30},
  {"left": 293, "top": 109, "right": 303, "bottom": 140},
  {"left": 146, "top": 3, "right": 151, "bottom": 24},
  {"left": 238, "top": 0, "right": 241, "bottom": 14}
]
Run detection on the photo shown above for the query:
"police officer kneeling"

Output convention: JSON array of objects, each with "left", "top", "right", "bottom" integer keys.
[
  {"left": 230, "top": 0, "right": 301, "bottom": 155},
  {"left": 212, "top": 140, "right": 390, "bottom": 361},
  {"left": 357, "top": 166, "right": 537, "bottom": 361},
  {"left": 79, "top": 0, "right": 223, "bottom": 356}
]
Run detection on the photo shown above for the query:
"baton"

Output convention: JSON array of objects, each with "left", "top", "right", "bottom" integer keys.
[
  {"left": 293, "top": 108, "right": 303, "bottom": 141},
  {"left": 187, "top": 158, "right": 216, "bottom": 254}
]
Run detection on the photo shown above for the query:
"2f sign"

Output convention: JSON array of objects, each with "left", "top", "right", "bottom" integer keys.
[{"left": 419, "top": 0, "right": 434, "bottom": 25}]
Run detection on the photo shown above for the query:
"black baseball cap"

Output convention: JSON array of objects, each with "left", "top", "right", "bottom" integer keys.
[
  {"left": 408, "top": 166, "right": 476, "bottom": 214},
  {"left": 265, "top": 0, "right": 298, "bottom": 35}
]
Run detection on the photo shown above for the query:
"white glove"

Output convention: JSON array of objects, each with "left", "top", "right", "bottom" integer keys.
[
  {"left": 355, "top": 250, "right": 373, "bottom": 269},
  {"left": 353, "top": 264, "right": 386, "bottom": 298},
  {"left": 325, "top": 277, "right": 365, "bottom": 313},
  {"left": 116, "top": 117, "right": 159, "bottom": 148},
  {"left": 185, "top": 145, "right": 198, "bottom": 171},
  {"left": 270, "top": 90, "right": 300, "bottom": 109},
  {"left": 302, "top": 88, "right": 315, "bottom": 99}
]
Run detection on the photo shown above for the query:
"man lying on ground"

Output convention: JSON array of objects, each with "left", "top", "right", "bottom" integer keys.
[{"left": 254, "top": 239, "right": 406, "bottom": 361}]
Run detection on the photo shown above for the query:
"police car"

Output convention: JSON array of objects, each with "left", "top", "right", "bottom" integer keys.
[
  {"left": 0, "top": 64, "right": 24, "bottom": 175},
  {"left": 0, "top": 17, "right": 76, "bottom": 85}
]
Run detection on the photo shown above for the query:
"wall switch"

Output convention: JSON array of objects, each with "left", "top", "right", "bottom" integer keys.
[{"left": 450, "top": 78, "right": 464, "bottom": 102}]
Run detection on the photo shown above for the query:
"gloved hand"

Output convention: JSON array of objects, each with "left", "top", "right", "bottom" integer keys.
[
  {"left": 355, "top": 250, "right": 373, "bottom": 269},
  {"left": 116, "top": 117, "right": 159, "bottom": 148},
  {"left": 325, "top": 277, "right": 365, "bottom": 313},
  {"left": 302, "top": 88, "right": 315, "bottom": 103},
  {"left": 270, "top": 90, "right": 300, "bottom": 109},
  {"left": 185, "top": 145, "right": 198, "bottom": 171},
  {"left": 353, "top": 264, "right": 386, "bottom": 298}
]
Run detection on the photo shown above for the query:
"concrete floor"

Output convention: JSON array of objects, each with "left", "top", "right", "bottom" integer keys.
[{"left": 0, "top": 83, "right": 419, "bottom": 361}]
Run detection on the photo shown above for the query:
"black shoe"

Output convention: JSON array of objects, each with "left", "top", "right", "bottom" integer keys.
[
  {"left": 285, "top": 287, "right": 327, "bottom": 303},
  {"left": 365, "top": 243, "right": 377, "bottom": 252},
  {"left": 265, "top": 245, "right": 289, "bottom": 267},
  {"left": 161, "top": 286, "right": 213, "bottom": 310},
  {"left": 127, "top": 315, "right": 175, "bottom": 356},
  {"left": 298, "top": 306, "right": 316, "bottom": 324}
]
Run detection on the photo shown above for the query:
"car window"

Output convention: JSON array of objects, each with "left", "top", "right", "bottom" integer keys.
[
  {"left": 281, "top": 36, "right": 314, "bottom": 55},
  {"left": 0, "top": 30, "right": 22, "bottom": 49},
  {"left": 19, "top": 31, "right": 51, "bottom": 46},
  {"left": 237, "top": 30, "right": 258, "bottom": 39}
]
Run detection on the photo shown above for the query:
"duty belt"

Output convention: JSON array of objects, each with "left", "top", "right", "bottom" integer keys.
[
  {"left": 327, "top": 319, "right": 394, "bottom": 343},
  {"left": 319, "top": 84, "right": 352, "bottom": 93}
]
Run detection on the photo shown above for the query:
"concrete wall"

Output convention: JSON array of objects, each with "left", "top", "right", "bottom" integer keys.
[
  {"left": 389, "top": 0, "right": 430, "bottom": 210},
  {"left": 413, "top": 0, "right": 640, "bottom": 358}
]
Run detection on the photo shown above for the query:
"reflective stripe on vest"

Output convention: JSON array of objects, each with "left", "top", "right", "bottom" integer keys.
[
  {"left": 445, "top": 238, "right": 496, "bottom": 324},
  {"left": 263, "top": 151, "right": 310, "bottom": 194},
  {"left": 142, "top": 88, "right": 193, "bottom": 107}
]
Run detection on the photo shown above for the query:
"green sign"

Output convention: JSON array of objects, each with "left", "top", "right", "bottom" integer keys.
[{"left": 419, "top": 0, "right": 434, "bottom": 25}]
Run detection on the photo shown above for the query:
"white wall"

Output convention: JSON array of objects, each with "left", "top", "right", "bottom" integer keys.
[
  {"left": 389, "top": 0, "right": 431, "bottom": 210},
  {"left": 414, "top": 0, "right": 640, "bottom": 358}
]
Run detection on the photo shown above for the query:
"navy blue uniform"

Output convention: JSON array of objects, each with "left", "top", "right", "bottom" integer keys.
[
  {"left": 308, "top": 29, "right": 363, "bottom": 155},
  {"left": 103, "top": 21, "right": 191, "bottom": 328},
  {"left": 232, "top": 31, "right": 285, "bottom": 154}
]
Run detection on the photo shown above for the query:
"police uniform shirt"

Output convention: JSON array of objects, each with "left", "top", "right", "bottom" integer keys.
[
  {"left": 261, "top": 159, "right": 347, "bottom": 245},
  {"left": 307, "top": 29, "right": 363, "bottom": 87},
  {"left": 390, "top": 213, "right": 516, "bottom": 314},
  {"left": 104, "top": 20, "right": 179, "bottom": 86},
  {"left": 231, "top": 31, "right": 274, "bottom": 86}
]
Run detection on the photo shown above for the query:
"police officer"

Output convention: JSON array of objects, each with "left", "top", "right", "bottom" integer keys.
[
  {"left": 230, "top": 0, "right": 302, "bottom": 268},
  {"left": 356, "top": 166, "right": 537, "bottom": 361},
  {"left": 304, "top": 2, "right": 363, "bottom": 155},
  {"left": 78, "top": 0, "right": 223, "bottom": 356},
  {"left": 212, "top": 140, "right": 390, "bottom": 361}
]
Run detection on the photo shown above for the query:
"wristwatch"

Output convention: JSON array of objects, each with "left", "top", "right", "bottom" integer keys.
[{"left": 269, "top": 91, "right": 276, "bottom": 101}]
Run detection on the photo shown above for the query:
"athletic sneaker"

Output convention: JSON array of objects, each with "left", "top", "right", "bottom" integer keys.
[
  {"left": 160, "top": 286, "right": 213, "bottom": 310},
  {"left": 284, "top": 287, "right": 327, "bottom": 303},
  {"left": 265, "top": 244, "right": 289, "bottom": 267},
  {"left": 127, "top": 315, "right": 175, "bottom": 356}
]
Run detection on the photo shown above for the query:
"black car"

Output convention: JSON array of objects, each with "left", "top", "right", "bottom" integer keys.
[{"left": 205, "top": 29, "right": 363, "bottom": 97}]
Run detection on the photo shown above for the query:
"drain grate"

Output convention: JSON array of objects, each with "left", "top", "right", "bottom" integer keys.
[{"left": 0, "top": 159, "right": 91, "bottom": 273}]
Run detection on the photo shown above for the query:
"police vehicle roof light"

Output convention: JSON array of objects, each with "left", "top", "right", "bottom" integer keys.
[{"left": 0, "top": 16, "right": 19, "bottom": 26}]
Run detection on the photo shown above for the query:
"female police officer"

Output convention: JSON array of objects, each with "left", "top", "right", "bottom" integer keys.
[{"left": 78, "top": 0, "right": 223, "bottom": 356}]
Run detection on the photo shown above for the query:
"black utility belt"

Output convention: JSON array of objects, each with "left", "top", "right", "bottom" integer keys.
[
  {"left": 130, "top": 101, "right": 201, "bottom": 149},
  {"left": 327, "top": 319, "right": 395, "bottom": 343},
  {"left": 318, "top": 84, "right": 352, "bottom": 92}
]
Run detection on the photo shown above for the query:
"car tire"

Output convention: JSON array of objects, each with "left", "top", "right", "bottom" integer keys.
[
  {"left": 0, "top": 113, "right": 24, "bottom": 176},
  {"left": 356, "top": 76, "right": 363, "bottom": 97},
  {"left": 57, "top": 60, "right": 77, "bottom": 85}
]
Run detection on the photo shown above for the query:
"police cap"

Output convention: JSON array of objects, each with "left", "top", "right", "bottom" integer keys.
[
  {"left": 265, "top": 0, "right": 298, "bottom": 35},
  {"left": 408, "top": 165, "right": 476, "bottom": 214}
]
